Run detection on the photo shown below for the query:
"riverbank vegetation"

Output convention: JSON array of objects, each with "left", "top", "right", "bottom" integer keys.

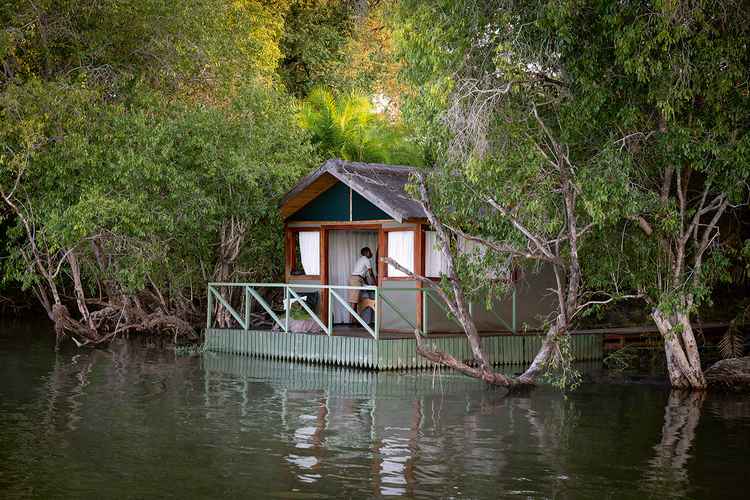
[
  {"left": 1, "top": 1, "right": 749, "bottom": 390},
  {"left": 392, "top": 0, "right": 750, "bottom": 389},
  {"left": 0, "top": 1, "right": 396, "bottom": 345}
]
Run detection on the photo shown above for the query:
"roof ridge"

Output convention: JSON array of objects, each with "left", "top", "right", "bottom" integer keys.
[
  {"left": 281, "top": 159, "right": 425, "bottom": 222},
  {"left": 332, "top": 159, "right": 416, "bottom": 174}
]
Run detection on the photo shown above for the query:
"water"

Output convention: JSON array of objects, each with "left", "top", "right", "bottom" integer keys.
[{"left": 1, "top": 320, "right": 749, "bottom": 499}]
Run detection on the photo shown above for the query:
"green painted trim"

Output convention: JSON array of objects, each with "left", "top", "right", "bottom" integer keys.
[{"left": 204, "top": 329, "right": 604, "bottom": 370}]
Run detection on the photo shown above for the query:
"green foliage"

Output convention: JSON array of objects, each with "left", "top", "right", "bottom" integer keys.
[
  {"left": 298, "top": 86, "right": 421, "bottom": 164},
  {"left": 289, "top": 303, "right": 313, "bottom": 321},
  {"left": 0, "top": 77, "right": 315, "bottom": 303},
  {"left": 603, "top": 345, "right": 640, "bottom": 374},
  {"left": 545, "top": 1, "right": 750, "bottom": 262},
  {"left": 396, "top": 0, "right": 750, "bottom": 316},
  {"left": 0, "top": 0, "right": 291, "bottom": 93},
  {"left": 541, "top": 334, "right": 583, "bottom": 391},
  {"left": 279, "top": 0, "right": 356, "bottom": 96}
]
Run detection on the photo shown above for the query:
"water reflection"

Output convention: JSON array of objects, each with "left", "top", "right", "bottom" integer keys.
[
  {"left": 201, "top": 355, "right": 593, "bottom": 497},
  {"left": 2, "top": 328, "right": 750, "bottom": 499},
  {"left": 645, "top": 390, "right": 705, "bottom": 495}
]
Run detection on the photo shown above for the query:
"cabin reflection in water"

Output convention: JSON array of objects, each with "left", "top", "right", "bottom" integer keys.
[{"left": 202, "top": 355, "right": 610, "bottom": 496}]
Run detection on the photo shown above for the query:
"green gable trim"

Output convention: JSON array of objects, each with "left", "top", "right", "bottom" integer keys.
[
  {"left": 288, "top": 182, "right": 349, "bottom": 221},
  {"left": 287, "top": 181, "right": 394, "bottom": 222},
  {"left": 352, "top": 189, "right": 391, "bottom": 221}
]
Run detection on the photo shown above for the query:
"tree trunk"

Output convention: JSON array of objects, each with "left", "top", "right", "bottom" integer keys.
[
  {"left": 67, "top": 251, "right": 97, "bottom": 335},
  {"left": 652, "top": 308, "right": 706, "bottom": 389},
  {"left": 517, "top": 318, "right": 564, "bottom": 384},
  {"left": 212, "top": 218, "right": 246, "bottom": 328}
]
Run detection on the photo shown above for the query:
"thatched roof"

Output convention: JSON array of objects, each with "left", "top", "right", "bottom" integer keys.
[{"left": 280, "top": 159, "right": 426, "bottom": 222}]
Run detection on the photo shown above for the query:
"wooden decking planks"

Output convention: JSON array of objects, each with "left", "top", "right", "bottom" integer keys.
[{"left": 204, "top": 328, "right": 604, "bottom": 369}]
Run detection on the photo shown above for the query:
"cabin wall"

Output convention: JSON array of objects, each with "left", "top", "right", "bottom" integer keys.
[
  {"left": 423, "top": 264, "right": 557, "bottom": 334},
  {"left": 283, "top": 219, "right": 557, "bottom": 334},
  {"left": 379, "top": 279, "right": 419, "bottom": 332},
  {"left": 514, "top": 264, "right": 558, "bottom": 329}
]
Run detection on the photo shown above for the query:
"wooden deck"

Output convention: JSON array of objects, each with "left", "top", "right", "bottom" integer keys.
[{"left": 203, "top": 327, "right": 603, "bottom": 370}]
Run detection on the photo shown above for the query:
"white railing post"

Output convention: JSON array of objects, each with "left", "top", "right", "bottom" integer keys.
[
  {"left": 374, "top": 287, "right": 379, "bottom": 340},
  {"left": 284, "top": 285, "right": 290, "bottom": 333},
  {"left": 244, "top": 286, "right": 250, "bottom": 331},
  {"left": 327, "top": 287, "right": 333, "bottom": 336},
  {"left": 206, "top": 285, "right": 214, "bottom": 330}
]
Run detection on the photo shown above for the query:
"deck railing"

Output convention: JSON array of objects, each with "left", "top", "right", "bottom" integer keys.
[
  {"left": 207, "top": 282, "right": 380, "bottom": 339},
  {"left": 207, "top": 283, "right": 517, "bottom": 340}
]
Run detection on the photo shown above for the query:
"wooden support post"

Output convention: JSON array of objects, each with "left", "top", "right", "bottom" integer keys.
[
  {"left": 321, "top": 228, "right": 329, "bottom": 325},
  {"left": 415, "top": 224, "right": 425, "bottom": 332}
]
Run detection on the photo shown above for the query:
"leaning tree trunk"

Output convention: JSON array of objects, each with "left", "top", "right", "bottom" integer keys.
[
  {"left": 652, "top": 308, "right": 706, "bottom": 389},
  {"left": 517, "top": 318, "right": 564, "bottom": 384}
]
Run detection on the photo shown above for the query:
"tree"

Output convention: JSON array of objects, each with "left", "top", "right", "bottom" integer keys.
[
  {"left": 0, "top": 0, "right": 328, "bottom": 344},
  {"left": 544, "top": 0, "right": 750, "bottom": 388},
  {"left": 0, "top": 80, "right": 314, "bottom": 345},
  {"left": 0, "top": 0, "right": 291, "bottom": 94},
  {"left": 298, "top": 86, "right": 420, "bottom": 164},
  {"left": 278, "top": 0, "right": 356, "bottom": 96},
  {"left": 388, "top": 0, "right": 642, "bottom": 388},
  {"left": 394, "top": 0, "right": 750, "bottom": 389}
]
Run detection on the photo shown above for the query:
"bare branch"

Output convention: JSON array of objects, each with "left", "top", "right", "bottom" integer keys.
[
  {"left": 571, "top": 293, "right": 645, "bottom": 320},
  {"left": 444, "top": 223, "right": 559, "bottom": 264}
]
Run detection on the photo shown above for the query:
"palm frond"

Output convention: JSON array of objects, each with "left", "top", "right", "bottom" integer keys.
[
  {"left": 297, "top": 86, "right": 421, "bottom": 164},
  {"left": 719, "top": 323, "right": 745, "bottom": 359}
]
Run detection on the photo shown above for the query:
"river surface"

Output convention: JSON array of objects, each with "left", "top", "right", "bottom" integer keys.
[{"left": 1, "top": 320, "right": 749, "bottom": 499}]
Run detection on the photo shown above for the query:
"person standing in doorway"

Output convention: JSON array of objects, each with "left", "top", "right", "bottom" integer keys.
[{"left": 348, "top": 247, "right": 375, "bottom": 324}]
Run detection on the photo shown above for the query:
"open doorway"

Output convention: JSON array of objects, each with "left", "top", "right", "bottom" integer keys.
[{"left": 328, "top": 229, "right": 378, "bottom": 324}]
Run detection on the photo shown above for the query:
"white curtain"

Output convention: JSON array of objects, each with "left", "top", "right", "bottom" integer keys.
[
  {"left": 298, "top": 231, "right": 320, "bottom": 275},
  {"left": 425, "top": 230, "right": 449, "bottom": 277},
  {"left": 387, "top": 230, "right": 414, "bottom": 277},
  {"left": 328, "top": 230, "right": 378, "bottom": 323}
]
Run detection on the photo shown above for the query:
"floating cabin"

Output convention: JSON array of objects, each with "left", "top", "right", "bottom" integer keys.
[{"left": 204, "top": 159, "right": 603, "bottom": 368}]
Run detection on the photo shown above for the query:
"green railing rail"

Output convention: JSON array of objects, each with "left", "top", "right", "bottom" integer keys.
[
  {"left": 207, "top": 282, "right": 518, "bottom": 339},
  {"left": 207, "top": 282, "right": 380, "bottom": 339}
]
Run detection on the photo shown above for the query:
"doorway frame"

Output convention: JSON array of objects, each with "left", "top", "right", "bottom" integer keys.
[{"left": 320, "top": 223, "right": 383, "bottom": 324}]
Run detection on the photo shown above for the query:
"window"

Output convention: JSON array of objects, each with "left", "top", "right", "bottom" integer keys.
[
  {"left": 289, "top": 230, "right": 320, "bottom": 276},
  {"left": 386, "top": 230, "right": 414, "bottom": 277},
  {"left": 425, "top": 230, "right": 449, "bottom": 278}
]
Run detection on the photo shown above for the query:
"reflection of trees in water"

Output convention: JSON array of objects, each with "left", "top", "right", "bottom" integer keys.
[{"left": 644, "top": 390, "right": 705, "bottom": 495}]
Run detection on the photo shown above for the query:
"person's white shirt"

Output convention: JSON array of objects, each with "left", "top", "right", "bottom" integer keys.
[{"left": 352, "top": 255, "right": 372, "bottom": 277}]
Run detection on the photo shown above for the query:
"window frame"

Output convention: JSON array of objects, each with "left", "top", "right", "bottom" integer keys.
[
  {"left": 382, "top": 227, "right": 417, "bottom": 280},
  {"left": 285, "top": 227, "right": 322, "bottom": 280}
]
